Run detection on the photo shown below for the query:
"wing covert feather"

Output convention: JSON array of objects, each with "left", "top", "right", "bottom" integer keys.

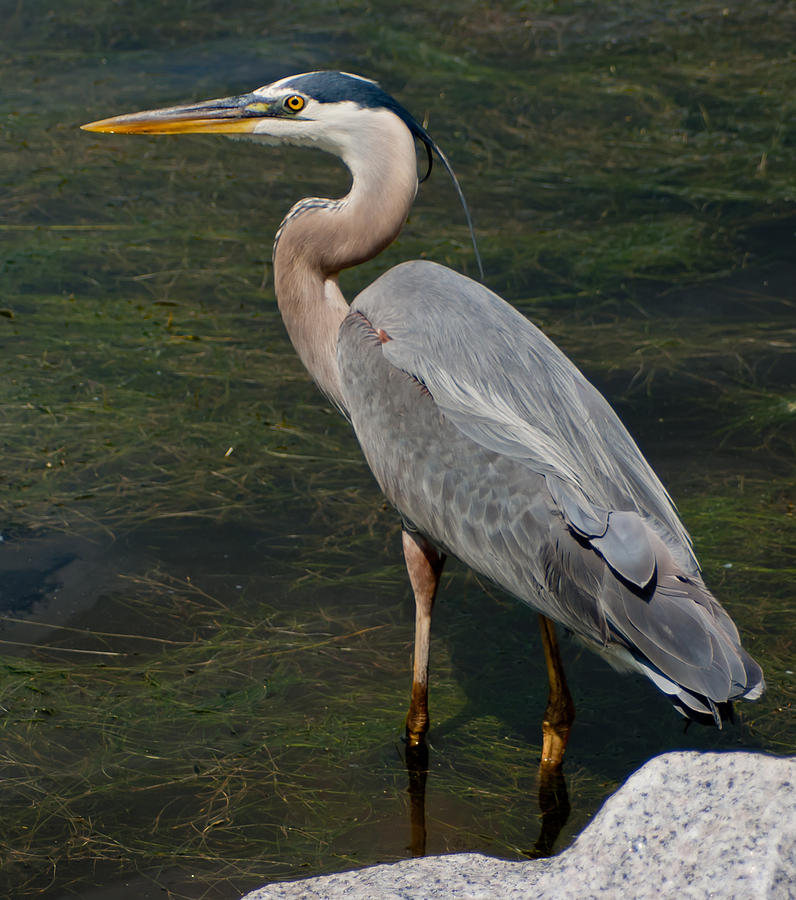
[{"left": 361, "top": 260, "right": 698, "bottom": 581}]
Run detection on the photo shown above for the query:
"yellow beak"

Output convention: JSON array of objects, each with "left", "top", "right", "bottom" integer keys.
[{"left": 81, "top": 95, "right": 273, "bottom": 134}]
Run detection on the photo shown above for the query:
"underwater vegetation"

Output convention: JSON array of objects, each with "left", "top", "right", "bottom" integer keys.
[{"left": 0, "top": 1, "right": 793, "bottom": 896}]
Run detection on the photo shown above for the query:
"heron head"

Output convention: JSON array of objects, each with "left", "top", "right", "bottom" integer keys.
[
  {"left": 82, "top": 70, "right": 483, "bottom": 279},
  {"left": 82, "top": 71, "right": 432, "bottom": 163}
]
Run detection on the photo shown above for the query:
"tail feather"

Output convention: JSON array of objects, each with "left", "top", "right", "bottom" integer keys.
[
  {"left": 740, "top": 652, "right": 765, "bottom": 701},
  {"left": 598, "top": 528, "right": 765, "bottom": 725},
  {"left": 629, "top": 650, "right": 757, "bottom": 728}
]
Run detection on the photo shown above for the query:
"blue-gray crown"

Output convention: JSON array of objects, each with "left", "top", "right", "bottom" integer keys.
[{"left": 280, "top": 71, "right": 433, "bottom": 157}]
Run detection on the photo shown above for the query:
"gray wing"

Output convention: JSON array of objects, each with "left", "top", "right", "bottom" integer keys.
[
  {"left": 351, "top": 260, "right": 698, "bottom": 584},
  {"left": 337, "top": 260, "right": 763, "bottom": 716}
]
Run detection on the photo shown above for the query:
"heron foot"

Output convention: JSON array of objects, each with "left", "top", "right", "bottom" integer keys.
[
  {"left": 540, "top": 720, "right": 572, "bottom": 769},
  {"left": 540, "top": 686, "right": 575, "bottom": 767},
  {"left": 405, "top": 681, "right": 430, "bottom": 746},
  {"left": 405, "top": 726, "right": 426, "bottom": 748}
]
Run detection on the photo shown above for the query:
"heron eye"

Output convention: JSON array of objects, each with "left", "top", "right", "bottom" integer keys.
[{"left": 284, "top": 95, "right": 306, "bottom": 113}]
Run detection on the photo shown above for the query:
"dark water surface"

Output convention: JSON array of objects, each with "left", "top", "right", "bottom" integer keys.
[{"left": 1, "top": 2, "right": 794, "bottom": 897}]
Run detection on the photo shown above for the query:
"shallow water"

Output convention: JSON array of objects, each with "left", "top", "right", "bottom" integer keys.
[{"left": 1, "top": 2, "right": 794, "bottom": 897}]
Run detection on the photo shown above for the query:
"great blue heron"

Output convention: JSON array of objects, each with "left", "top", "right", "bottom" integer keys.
[{"left": 83, "top": 70, "right": 764, "bottom": 768}]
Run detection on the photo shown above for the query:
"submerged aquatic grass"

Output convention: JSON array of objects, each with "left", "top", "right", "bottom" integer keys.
[
  {"left": 0, "top": 567, "right": 580, "bottom": 894},
  {"left": 1, "top": 0, "right": 794, "bottom": 896}
]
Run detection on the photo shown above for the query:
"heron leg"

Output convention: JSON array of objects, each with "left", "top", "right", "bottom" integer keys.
[
  {"left": 402, "top": 529, "right": 445, "bottom": 746},
  {"left": 538, "top": 614, "right": 575, "bottom": 769}
]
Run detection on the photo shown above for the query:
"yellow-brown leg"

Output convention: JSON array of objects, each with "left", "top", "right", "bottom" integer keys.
[
  {"left": 402, "top": 529, "right": 445, "bottom": 746},
  {"left": 538, "top": 614, "right": 575, "bottom": 768}
]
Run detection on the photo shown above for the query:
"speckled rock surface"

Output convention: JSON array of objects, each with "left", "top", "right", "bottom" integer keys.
[{"left": 242, "top": 751, "right": 795, "bottom": 900}]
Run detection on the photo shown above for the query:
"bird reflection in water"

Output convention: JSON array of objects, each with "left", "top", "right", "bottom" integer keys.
[
  {"left": 403, "top": 739, "right": 570, "bottom": 859},
  {"left": 405, "top": 741, "right": 430, "bottom": 857}
]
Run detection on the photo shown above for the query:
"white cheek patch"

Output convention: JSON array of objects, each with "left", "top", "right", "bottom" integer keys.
[
  {"left": 235, "top": 98, "right": 380, "bottom": 154},
  {"left": 220, "top": 98, "right": 415, "bottom": 189},
  {"left": 251, "top": 117, "right": 310, "bottom": 141}
]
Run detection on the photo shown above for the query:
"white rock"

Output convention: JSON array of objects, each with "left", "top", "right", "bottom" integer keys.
[{"left": 242, "top": 751, "right": 795, "bottom": 900}]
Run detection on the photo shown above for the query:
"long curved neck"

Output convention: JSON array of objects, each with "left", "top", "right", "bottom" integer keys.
[{"left": 273, "top": 110, "right": 418, "bottom": 408}]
